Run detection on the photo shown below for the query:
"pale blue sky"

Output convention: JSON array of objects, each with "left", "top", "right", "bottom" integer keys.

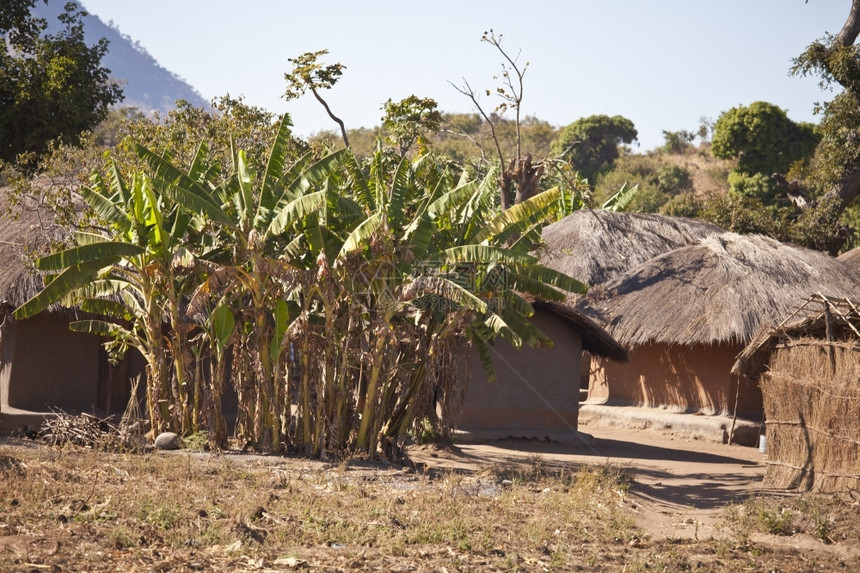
[{"left": 79, "top": 1, "right": 850, "bottom": 152}]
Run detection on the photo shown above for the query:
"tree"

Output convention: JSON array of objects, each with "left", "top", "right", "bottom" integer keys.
[
  {"left": 381, "top": 95, "right": 442, "bottom": 157},
  {"left": 711, "top": 101, "right": 819, "bottom": 178},
  {"left": 791, "top": 0, "right": 860, "bottom": 212},
  {"left": 551, "top": 114, "right": 637, "bottom": 183},
  {"left": 284, "top": 50, "right": 349, "bottom": 148},
  {"left": 0, "top": 0, "right": 123, "bottom": 167},
  {"left": 661, "top": 129, "right": 695, "bottom": 154},
  {"left": 452, "top": 30, "right": 545, "bottom": 209}
]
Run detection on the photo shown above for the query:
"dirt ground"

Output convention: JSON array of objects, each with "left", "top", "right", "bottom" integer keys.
[
  {"left": 409, "top": 426, "right": 860, "bottom": 564},
  {"left": 410, "top": 427, "right": 766, "bottom": 541},
  {"left": 3, "top": 423, "right": 860, "bottom": 570}
]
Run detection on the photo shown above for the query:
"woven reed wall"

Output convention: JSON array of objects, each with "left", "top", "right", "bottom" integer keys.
[{"left": 762, "top": 340, "right": 860, "bottom": 491}]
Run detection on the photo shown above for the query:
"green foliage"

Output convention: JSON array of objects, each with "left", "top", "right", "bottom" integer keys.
[
  {"left": 655, "top": 164, "right": 693, "bottom": 195},
  {"left": 700, "top": 192, "right": 785, "bottom": 236},
  {"left": 660, "top": 192, "right": 703, "bottom": 218},
  {"left": 551, "top": 114, "right": 637, "bottom": 183},
  {"left": 801, "top": 90, "right": 860, "bottom": 190},
  {"left": 660, "top": 129, "right": 695, "bottom": 154},
  {"left": 93, "top": 106, "right": 146, "bottom": 148},
  {"left": 0, "top": 0, "right": 123, "bottom": 168},
  {"left": 600, "top": 182, "right": 640, "bottom": 212},
  {"left": 381, "top": 95, "right": 442, "bottom": 156},
  {"left": 793, "top": 36, "right": 860, "bottom": 186},
  {"left": 2, "top": 96, "right": 292, "bottom": 256},
  {"left": 757, "top": 506, "right": 796, "bottom": 536},
  {"left": 283, "top": 49, "right": 345, "bottom": 100},
  {"left": 593, "top": 154, "right": 693, "bottom": 213},
  {"left": 726, "top": 171, "right": 781, "bottom": 204},
  {"left": 711, "top": 101, "right": 819, "bottom": 177},
  {"left": 118, "top": 96, "right": 287, "bottom": 174},
  {"left": 0, "top": 0, "right": 43, "bottom": 49},
  {"left": 699, "top": 191, "right": 850, "bottom": 254},
  {"left": 16, "top": 117, "right": 584, "bottom": 457},
  {"left": 283, "top": 50, "right": 349, "bottom": 147},
  {"left": 793, "top": 32, "right": 860, "bottom": 100}
]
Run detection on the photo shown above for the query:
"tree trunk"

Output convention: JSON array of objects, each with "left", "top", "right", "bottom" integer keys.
[
  {"left": 509, "top": 154, "right": 545, "bottom": 205},
  {"left": 498, "top": 173, "right": 513, "bottom": 210},
  {"left": 837, "top": 0, "right": 860, "bottom": 48},
  {"left": 817, "top": 157, "right": 860, "bottom": 210}
]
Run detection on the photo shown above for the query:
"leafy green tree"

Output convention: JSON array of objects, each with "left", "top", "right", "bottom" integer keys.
[
  {"left": 0, "top": 0, "right": 123, "bottom": 167},
  {"left": 711, "top": 101, "right": 819, "bottom": 178},
  {"left": 381, "top": 95, "right": 443, "bottom": 157},
  {"left": 551, "top": 115, "right": 638, "bottom": 183},
  {"left": 0, "top": 0, "right": 44, "bottom": 48},
  {"left": 284, "top": 50, "right": 349, "bottom": 148},
  {"left": 697, "top": 2, "right": 860, "bottom": 253},
  {"left": 791, "top": 0, "right": 860, "bottom": 217},
  {"left": 661, "top": 129, "right": 696, "bottom": 154},
  {"left": 593, "top": 154, "right": 693, "bottom": 213}
]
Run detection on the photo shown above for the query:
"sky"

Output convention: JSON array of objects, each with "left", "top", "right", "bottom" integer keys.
[{"left": 78, "top": 1, "right": 851, "bottom": 152}]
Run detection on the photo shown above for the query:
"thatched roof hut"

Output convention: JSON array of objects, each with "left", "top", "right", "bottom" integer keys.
[
  {"left": 540, "top": 210, "right": 724, "bottom": 286},
  {"left": 581, "top": 233, "right": 860, "bottom": 349},
  {"left": 456, "top": 298, "right": 626, "bottom": 442},
  {"left": 531, "top": 299, "right": 627, "bottom": 362},
  {"left": 733, "top": 294, "right": 860, "bottom": 379},
  {"left": 0, "top": 188, "right": 147, "bottom": 432},
  {"left": 577, "top": 233, "right": 860, "bottom": 422}
]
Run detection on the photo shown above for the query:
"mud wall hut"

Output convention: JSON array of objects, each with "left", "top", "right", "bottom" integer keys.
[
  {"left": 578, "top": 233, "right": 860, "bottom": 419},
  {"left": 455, "top": 300, "right": 626, "bottom": 441},
  {"left": 734, "top": 295, "right": 860, "bottom": 491},
  {"left": 540, "top": 210, "right": 727, "bottom": 402},
  {"left": 0, "top": 189, "right": 145, "bottom": 432}
]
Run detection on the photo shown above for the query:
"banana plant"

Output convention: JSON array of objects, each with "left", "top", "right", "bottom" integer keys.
[
  {"left": 324, "top": 147, "right": 588, "bottom": 456},
  {"left": 16, "top": 114, "right": 588, "bottom": 460},
  {"left": 150, "top": 115, "right": 354, "bottom": 453},
  {"left": 13, "top": 153, "right": 210, "bottom": 434}
]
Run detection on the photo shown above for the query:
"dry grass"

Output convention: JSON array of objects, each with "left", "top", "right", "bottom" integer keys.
[{"left": 1, "top": 439, "right": 859, "bottom": 571}]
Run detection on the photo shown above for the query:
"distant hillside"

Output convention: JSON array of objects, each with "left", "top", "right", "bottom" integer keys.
[{"left": 33, "top": 0, "right": 209, "bottom": 114}]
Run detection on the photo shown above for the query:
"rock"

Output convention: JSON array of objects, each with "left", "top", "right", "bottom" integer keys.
[{"left": 154, "top": 432, "right": 181, "bottom": 450}]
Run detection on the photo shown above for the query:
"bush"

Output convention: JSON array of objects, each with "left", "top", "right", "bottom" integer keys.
[
  {"left": 727, "top": 171, "right": 781, "bottom": 204},
  {"left": 660, "top": 192, "right": 702, "bottom": 218},
  {"left": 594, "top": 155, "right": 693, "bottom": 213},
  {"left": 656, "top": 164, "right": 693, "bottom": 195}
]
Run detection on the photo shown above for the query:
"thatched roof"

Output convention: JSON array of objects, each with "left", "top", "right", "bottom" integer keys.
[
  {"left": 540, "top": 210, "right": 724, "bottom": 286},
  {"left": 532, "top": 299, "right": 627, "bottom": 362},
  {"left": 837, "top": 247, "right": 860, "bottom": 274},
  {"left": 0, "top": 187, "right": 63, "bottom": 313},
  {"left": 577, "top": 233, "right": 860, "bottom": 349},
  {"left": 733, "top": 294, "right": 860, "bottom": 378}
]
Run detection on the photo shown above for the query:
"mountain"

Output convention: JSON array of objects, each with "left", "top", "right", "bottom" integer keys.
[{"left": 32, "top": 0, "right": 209, "bottom": 114}]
